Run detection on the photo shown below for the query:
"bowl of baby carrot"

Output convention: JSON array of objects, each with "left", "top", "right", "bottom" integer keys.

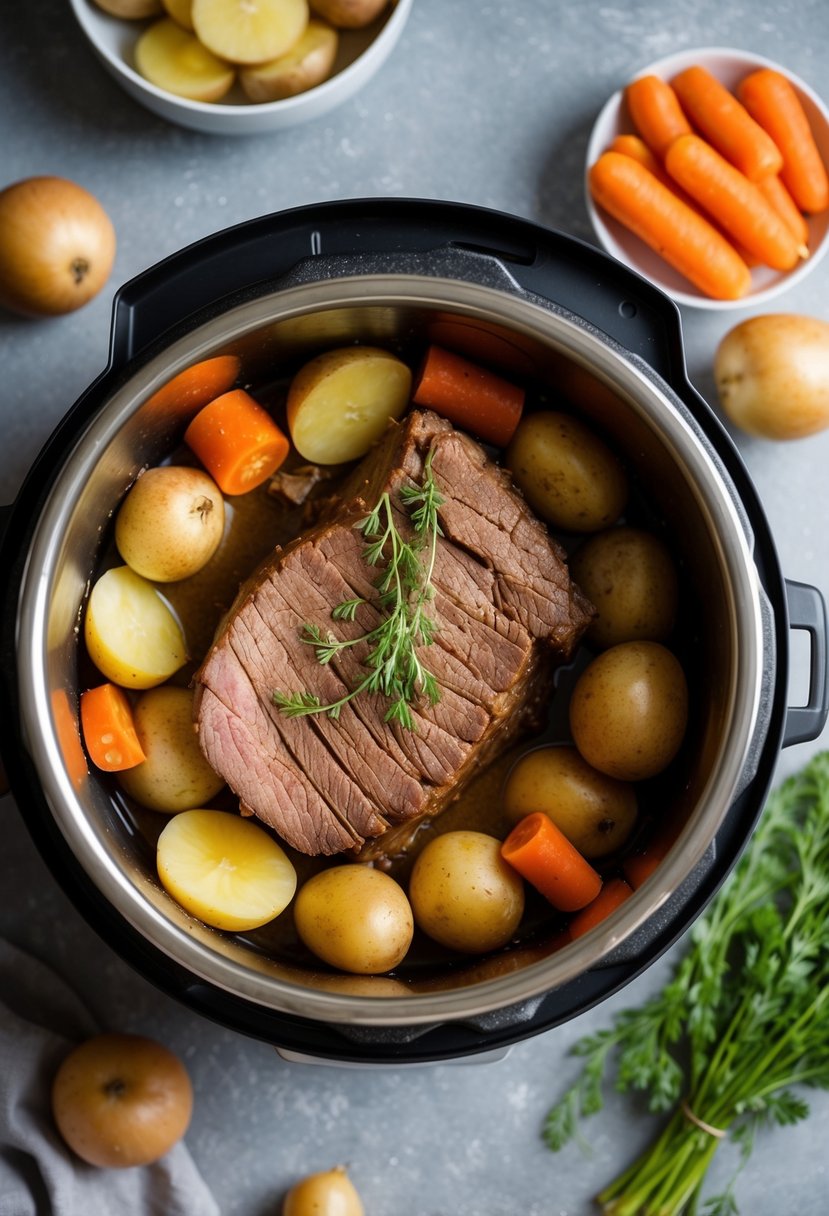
[{"left": 585, "top": 48, "right": 829, "bottom": 309}]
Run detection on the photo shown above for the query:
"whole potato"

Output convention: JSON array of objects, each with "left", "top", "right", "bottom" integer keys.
[
  {"left": 283, "top": 1166, "right": 364, "bottom": 1216},
  {"left": 115, "top": 465, "right": 225, "bottom": 583},
  {"left": 570, "top": 526, "right": 678, "bottom": 649},
  {"left": 310, "top": 0, "right": 387, "bottom": 27},
  {"left": 93, "top": 0, "right": 163, "bottom": 16},
  {"left": 294, "top": 866, "right": 414, "bottom": 974},
  {"left": 714, "top": 314, "right": 829, "bottom": 440},
  {"left": 506, "top": 411, "right": 628, "bottom": 532},
  {"left": 503, "top": 745, "right": 637, "bottom": 859},
  {"left": 569, "top": 641, "right": 689, "bottom": 781},
  {"left": 117, "top": 686, "right": 225, "bottom": 813},
  {"left": 408, "top": 831, "right": 525, "bottom": 954}
]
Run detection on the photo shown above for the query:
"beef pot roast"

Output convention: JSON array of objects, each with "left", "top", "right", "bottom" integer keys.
[{"left": 194, "top": 411, "right": 593, "bottom": 857}]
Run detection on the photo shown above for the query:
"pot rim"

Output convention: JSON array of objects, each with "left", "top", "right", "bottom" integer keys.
[{"left": 16, "top": 274, "right": 764, "bottom": 1027}]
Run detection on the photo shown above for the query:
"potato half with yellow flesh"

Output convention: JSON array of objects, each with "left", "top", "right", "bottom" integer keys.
[
  {"left": 84, "top": 566, "right": 187, "bottom": 690},
  {"left": 135, "top": 19, "right": 235, "bottom": 102},
  {"left": 157, "top": 809, "right": 297, "bottom": 931},
  {"left": 133, "top": 17, "right": 234, "bottom": 100},
  {"left": 192, "top": 0, "right": 309, "bottom": 65},
  {"left": 162, "top": 0, "right": 195, "bottom": 29},
  {"left": 240, "top": 19, "right": 338, "bottom": 102},
  {"left": 287, "top": 346, "right": 412, "bottom": 464}
]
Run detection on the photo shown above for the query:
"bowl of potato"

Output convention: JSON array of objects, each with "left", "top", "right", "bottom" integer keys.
[{"left": 68, "top": 0, "right": 413, "bottom": 134}]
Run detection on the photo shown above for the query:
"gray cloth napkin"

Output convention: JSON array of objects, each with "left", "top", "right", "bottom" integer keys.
[{"left": 0, "top": 939, "right": 220, "bottom": 1216}]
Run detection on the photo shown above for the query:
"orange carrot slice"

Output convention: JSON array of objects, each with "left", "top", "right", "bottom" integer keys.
[
  {"left": 738, "top": 68, "right": 829, "bottom": 213},
  {"left": 80, "top": 683, "right": 146, "bottom": 772},
  {"left": 588, "top": 151, "right": 752, "bottom": 300},
  {"left": 568, "top": 877, "right": 634, "bottom": 940},
  {"left": 671, "top": 64, "right": 783, "bottom": 182},
  {"left": 144, "top": 355, "right": 241, "bottom": 420},
  {"left": 665, "top": 134, "right": 806, "bottom": 270},
  {"left": 412, "top": 345, "right": 524, "bottom": 447},
  {"left": 625, "top": 75, "right": 692, "bottom": 159},
  {"left": 501, "top": 812, "right": 602, "bottom": 912},
  {"left": 184, "top": 389, "right": 289, "bottom": 496}
]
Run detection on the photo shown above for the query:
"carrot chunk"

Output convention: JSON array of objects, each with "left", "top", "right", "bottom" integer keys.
[
  {"left": 738, "top": 68, "right": 829, "bottom": 213},
  {"left": 568, "top": 877, "right": 634, "bottom": 940},
  {"left": 184, "top": 389, "right": 289, "bottom": 496},
  {"left": 671, "top": 64, "right": 783, "bottom": 182},
  {"left": 625, "top": 75, "right": 692, "bottom": 159},
  {"left": 588, "top": 151, "right": 752, "bottom": 300},
  {"left": 756, "top": 174, "right": 810, "bottom": 245},
  {"left": 80, "top": 683, "right": 146, "bottom": 772},
  {"left": 501, "top": 812, "right": 602, "bottom": 912},
  {"left": 412, "top": 345, "right": 524, "bottom": 447}
]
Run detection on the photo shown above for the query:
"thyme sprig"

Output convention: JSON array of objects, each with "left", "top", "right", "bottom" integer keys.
[
  {"left": 273, "top": 446, "right": 444, "bottom": 731},
  {"left": 544, "top": 751, "right": 829, "bottom": 1215}
]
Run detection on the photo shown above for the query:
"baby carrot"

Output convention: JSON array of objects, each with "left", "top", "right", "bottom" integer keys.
[
  {"left": 568, "top": 877, "right": 634, "bottom": 940},
  {"left": 610, "top": 133, "right": 675, "bottom": 187},
  {"left": 80, "top": 683, "right": 146, "bottom": 772},
  {"left": 757, "top": 174, "right": 810, "bottom": 246},
  {"left": 671, "top": 65, "right": 783, "bottom": 182},
  {"left": 625, "top": 75, "right": 692, "bottom": 159},
  {"left": 501, "top": 812, "right": 602, "bottom": 912},
  {"left": 738, "top": 68, "right": 829, "bottom": 213},
  {"left": 665, "top": 134, "right": 806, "bottom": 271},
  {"left": 411, "top": 344, "right": 524, "bottom": 447},
  {"left": 588, "top": 151, "right": 752, "bottom": 300},
  {"left": 184, "top": 388, "right": 289, "bottom": 496}
]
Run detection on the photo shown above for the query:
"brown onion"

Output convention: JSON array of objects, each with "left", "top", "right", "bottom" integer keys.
[{"left": 0, "top": 176, "right": 116, "bottom": 317}]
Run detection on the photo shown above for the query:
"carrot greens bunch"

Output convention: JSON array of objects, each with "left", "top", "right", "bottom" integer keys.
[{"left": 544, "top": 751, "right": 829, "bottom": 1215}]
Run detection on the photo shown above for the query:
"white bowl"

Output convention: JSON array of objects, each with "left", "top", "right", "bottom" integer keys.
[
  {"left": 585, "top": 47, "right": 829, "bottom": 310},
  {"left": 68, "top": 0, "right": 413, "bottom": 135}
]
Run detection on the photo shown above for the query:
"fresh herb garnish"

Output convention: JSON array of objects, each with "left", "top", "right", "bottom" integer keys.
[
  {"left": 273, "top": 446, "right": 444, "bottom": 731},
  {"left": 544, "top": 752, "right": 829, "bottom": 1215}
]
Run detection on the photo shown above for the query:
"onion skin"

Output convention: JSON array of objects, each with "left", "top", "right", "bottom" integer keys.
[{"left": 0, "top": 176, "right": 116, "bottom": 317}]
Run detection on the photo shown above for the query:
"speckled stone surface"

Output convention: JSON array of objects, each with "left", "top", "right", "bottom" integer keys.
[{"left": 2, "top": 2, "right": 829, "bottom": 1213}]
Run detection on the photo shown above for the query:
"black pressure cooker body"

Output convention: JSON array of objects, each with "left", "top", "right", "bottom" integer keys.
[{"left": 1, "top": 199, "right": 826, "bottom": 1064}]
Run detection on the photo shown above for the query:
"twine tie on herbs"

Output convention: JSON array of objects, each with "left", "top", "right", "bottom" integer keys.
[{"left": 680, "top": 1099, "right": 727, "bottom": 1139}]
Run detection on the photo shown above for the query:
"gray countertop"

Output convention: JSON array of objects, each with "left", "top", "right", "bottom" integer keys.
[{"left": 2, "top": 1, "right": 829, "bottom": 1213}]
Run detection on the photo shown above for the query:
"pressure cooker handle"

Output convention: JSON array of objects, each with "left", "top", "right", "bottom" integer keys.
[
  {"left": 782, "top": 579, "right": 829, "bottom": 747},
  {"left": 106, "top": 198, "right": 686, "bottom": 380}
]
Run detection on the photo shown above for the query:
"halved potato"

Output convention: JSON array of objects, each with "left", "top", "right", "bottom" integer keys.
[
  {"left": 84, "top": 566, "right": 187, "bottom": 690},
  {"left": 162, "top": 0, "right": 195, "bottom": 28},
  {"left": 135, "top": 18, "right": 235, "bottom": 102},
  {"left": 191, "top": 0, "right": 309, "bottom": 65},
  {"left": 240, "top": 19, "right": 338, "bottom": 102},
  {"left": 286, "top": 346, "right": 412, "bottom": 464},
  {"left": 157, "top": 809, "right": 297, "bottom": 931},
  {"left": 309, "top": 0, "right": 386, "bottom": 28}
]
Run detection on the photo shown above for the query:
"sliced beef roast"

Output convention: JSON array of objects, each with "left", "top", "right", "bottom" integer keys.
[{"left": 194, "top": 410, "right": 593, "bottom": 857}]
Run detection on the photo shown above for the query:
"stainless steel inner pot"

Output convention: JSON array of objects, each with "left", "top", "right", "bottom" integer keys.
[{"left": 5, "top": 201, "right": 824, "bottom": 1060}]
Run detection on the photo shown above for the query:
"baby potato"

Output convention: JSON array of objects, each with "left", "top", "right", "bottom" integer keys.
[
  {"left": 503, "top": 745, "right": 637, "bottom": 859},
  {"left": 569, "top": 641, "right": 689, "bottom": 781},
  {"left": 506, "top": 411, "right": 628, "bottom": 532},
  {"left": 240, "top": 19, "right": 338, "bottom": 102},
  {"left": 286, "top": 346, "right": 412, "bottom": 464},
  {"left": 117, "top": 686, "right": 225, "bottom": 813},
  {"left": 409, "top": 831, "right": 525, "bottom": 954},
  {"left": 84, "top": 566, "right": 186, "bottom": 690},
  {"left": 294, "top": 865, "right": 414, "bottom": 974},
  {"left": 283, "top": 1166, "right": 364, "bottom": 1216},
  {"left": 115, "top": 465, "right": 225, "bottom": 583},
  {"left": 310, "top": 0, "right": 387, "bottom": 27},
  {"left": 570, "top": 526, "right": 679, "bottom": 649}
]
